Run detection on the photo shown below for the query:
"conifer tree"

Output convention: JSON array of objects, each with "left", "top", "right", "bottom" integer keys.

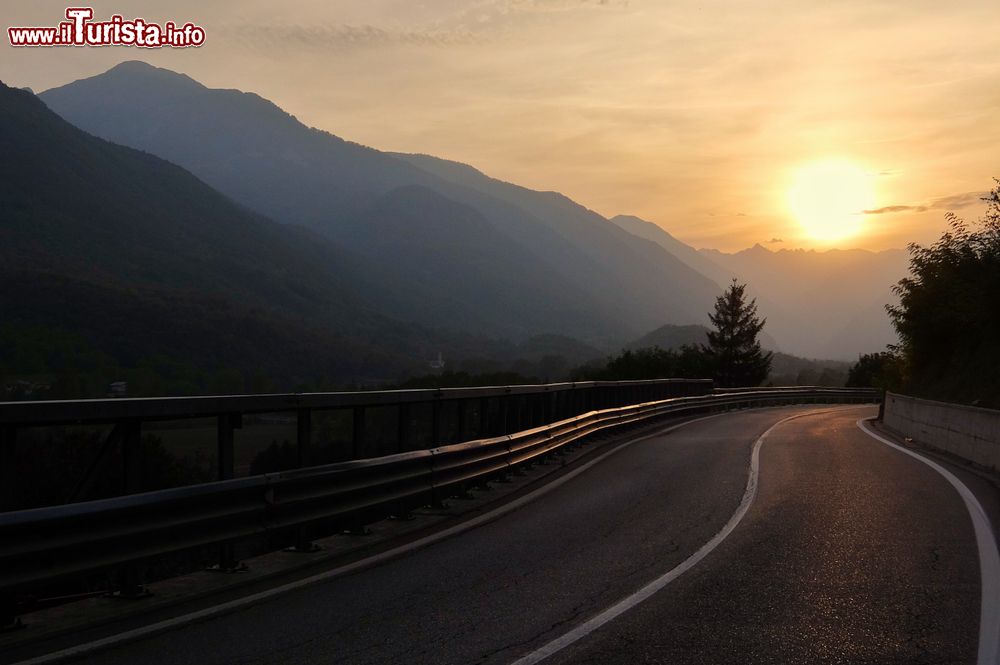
[{"left": 703, "top": 279, "right": 773, "bottom": 387}]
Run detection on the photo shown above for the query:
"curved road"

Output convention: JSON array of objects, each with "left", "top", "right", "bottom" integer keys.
[{"left": 62, "top": 405, "right": 991, "bottom": 664}]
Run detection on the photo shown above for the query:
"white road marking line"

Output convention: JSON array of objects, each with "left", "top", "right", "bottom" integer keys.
[
  {"left": 11, "top": 410, "right": 750, "bottom": 665},
  {"left": 509, "top": 406, "right": 862, "bottom": 665},
  {"left": 857, "top": 417, "right": 1000, "bottom": 665}
]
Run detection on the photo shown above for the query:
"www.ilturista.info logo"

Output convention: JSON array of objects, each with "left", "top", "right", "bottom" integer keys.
[{"left": 8, "top": 7, "right": 205, "bottom": 48}]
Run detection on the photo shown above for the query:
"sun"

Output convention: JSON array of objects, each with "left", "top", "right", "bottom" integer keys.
[{"left": 786, "top": 159, "right": 875, "bottom": 244}]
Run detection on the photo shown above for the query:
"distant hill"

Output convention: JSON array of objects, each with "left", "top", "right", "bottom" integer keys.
[
  {"left": 40, "top": 62, "right": 722, "bottom": 344},
  {"left": 626, "top": 323, "right": 779, "bottom": 353},
  {"left": 768, "top": 353, "right": 851, "bottom": 387},
  {"left": 626, "top": 324, "right": 712, "bottom": 351},
  {"left": 0, "top": 81, "right": 438, "bottom": 387}
]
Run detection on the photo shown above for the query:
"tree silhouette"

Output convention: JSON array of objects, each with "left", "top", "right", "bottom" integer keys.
[
  {"left": 846, "top": 352, "right": 902, "bottom": 392},
  {"left": 887, "top": 180, "right": 1000, "bottom": 406},
  {"left": 703, "top": 279, "right": 773, "bottom": 388}
]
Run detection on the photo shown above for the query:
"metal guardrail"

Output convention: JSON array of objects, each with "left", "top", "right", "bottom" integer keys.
[
  {"left": 0, "top": 385, "right": 880, "bottom": 617},
  {"left": 0, "top": 380, "right": 713, "bottom": 515},
  {"left": 712, "top": 385, "right": 869, "bottom": 394},
  {"left": 0, "top": 379, "right": 713, "bottom": 428}
]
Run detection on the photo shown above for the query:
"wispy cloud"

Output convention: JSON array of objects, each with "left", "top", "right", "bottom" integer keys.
[
  {"left": 864, "top": 191, "right": 986, "bottom": 215},
  {"left": 218, "top": 22, "right": 483, "bottom": 51},
  {"left": 501, "top": 0, "right": 630, "bottom": 11},
  {"left": 931, "top": 191, "right": 987, "bottom": 210},
  {"left": 864, "top": 204, "right": 928, "bottom": 215}
]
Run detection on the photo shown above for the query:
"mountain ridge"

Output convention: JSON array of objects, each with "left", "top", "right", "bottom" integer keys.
[
  {"left": 40, "top": 61, "right": 724, "bottom": 344},
  {"left": 0, "top": 80, "right": 452, "bottom": 385}
]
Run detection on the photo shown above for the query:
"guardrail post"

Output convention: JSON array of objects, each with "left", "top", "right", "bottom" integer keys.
[
  {"left": 431, "top": 399, "right": 442, "bottom": 445},
  {"left": 119, "top": 420, "right": 148, "bottom": 598},
  {"left": 0, "top": 426, "right": 16, "bottom": 513},
  {"left": 213, "top": 413, "right": 243, "bottom": 572},
  {"left": 499, "top": 395, "right": 509, "bottom": 435},
  {"left": 122, "top": 421, "right": 143, "bottom": 494},
  {"left": 457, "top": 399, "right": 468, "bottom": 442},
  {"left": 217, "top": 415, "right": 239, "bottom": 481},
  {"left": 290, "top": 409, "right": 320, "bottom": 552},
  {"left": 352, "top": 407, "right": 366, "bottom": 458},
  {"left": 296, "top": 409, "right": 311, "bottom": 468},
  {"left": 397, "top": 403, "right": 409, "bottom": 451},
  {"left": 479, "top": 398, "right": 488, "bottom": 438}
]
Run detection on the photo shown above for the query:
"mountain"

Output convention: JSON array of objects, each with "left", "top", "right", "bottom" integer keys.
[
  {"left": 626, "top": 323, "right": 779, "bottom": 353},
  {"left": 0, "top": 80, "right": 440, "bottom": 386},
  {"left": 395, "top": 154, "right": 722, "bottom": 335},
  {"left": 607, "top": 212, "right": 908, "bottom": 359},
  {"left": 700, "top": 244, "right": 908, "bottom": 359},
  {"left": 627, "top": 324, "right": 713, "bottom": 351},
  {"left": 40, "top": 62, "right": 723, "bottom": 344},
  {"left": 768, "top": 352, "right": 851, "bottom": 387},
  {"left": 609, "top": 215, "right": 731, "bottom": 287}
]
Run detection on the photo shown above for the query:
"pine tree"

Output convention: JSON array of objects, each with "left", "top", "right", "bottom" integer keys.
[{"left": 703, "top": 279, "right": 773, "bottom": 388}]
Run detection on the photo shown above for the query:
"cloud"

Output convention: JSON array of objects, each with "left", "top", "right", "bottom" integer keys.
[
  {"left": 864, "top": 204, "right": 928, "bottom": 215},
  {"left": 218, "top": 22, "right": 483, "bottom": 51},
  {"left": 930, "top": 191, "right": 987, "bottom": 210},
  {"left": 864, "top": 191, "right": 986, "bottom": 215},
  {"left": 502, "top": 0, "right": 630, "bottom": 10},
  {"left": 767, "top": 237, "right": 783, "bottom": 243}
]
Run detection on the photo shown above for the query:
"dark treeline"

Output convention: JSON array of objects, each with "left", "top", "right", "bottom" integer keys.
[
  {"left": 574, "top": 346, "right": 712, "bottom": 381},
  {"left": 0, "top": 322, "right": 341, "bottom": 400},
  {"left": 389, "top": 371, "right": 541, "bottom": 390}
]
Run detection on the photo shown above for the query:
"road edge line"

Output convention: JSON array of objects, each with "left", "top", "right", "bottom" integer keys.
[{"left": 857, "top": 417, "right": 1000, "bottom": 665}]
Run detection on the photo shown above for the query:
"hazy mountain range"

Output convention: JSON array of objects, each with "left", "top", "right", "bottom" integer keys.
[
  {"left": 700, "top": 244, "right": 907, "bottom": 358},
  {"left": 0, "top": 61, "right": 910, "bottom": 391},
  {"left": 610, "top": 215, "right": 908, "bottom": 358}
]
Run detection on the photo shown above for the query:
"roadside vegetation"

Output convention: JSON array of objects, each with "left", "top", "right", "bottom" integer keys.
[{"left": 848, "top": 180, "right": 1000, "bottom": 408}]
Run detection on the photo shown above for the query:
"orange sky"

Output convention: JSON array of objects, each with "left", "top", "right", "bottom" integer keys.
[{"left": 4, "top": 0, "right": 998, "bottom": 251}]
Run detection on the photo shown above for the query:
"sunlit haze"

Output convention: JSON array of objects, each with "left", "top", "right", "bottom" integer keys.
[
  {"left": 787, "top": 159, "right": 875, "bottom": 245},
  {"left": 4, "top": 0, "right": 998, "bottom": 251}
]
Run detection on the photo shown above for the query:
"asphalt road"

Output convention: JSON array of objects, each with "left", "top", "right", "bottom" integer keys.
[{"left": 68, "top": 405, "right": 988, "bottom": 665}]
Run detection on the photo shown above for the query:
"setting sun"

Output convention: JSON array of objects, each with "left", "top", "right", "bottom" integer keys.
[{"left": 786, "top": 160, "right": 876, "bottom": 244}]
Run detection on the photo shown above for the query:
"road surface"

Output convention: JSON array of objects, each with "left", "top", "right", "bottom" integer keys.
[{"left": 47, "top": 405, "right": 993, "bottom": 664}]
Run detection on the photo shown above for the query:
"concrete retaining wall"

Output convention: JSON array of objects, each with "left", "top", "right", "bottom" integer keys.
[{"left": 883, "top": 392, "right": 1000, "bottom": 472}]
